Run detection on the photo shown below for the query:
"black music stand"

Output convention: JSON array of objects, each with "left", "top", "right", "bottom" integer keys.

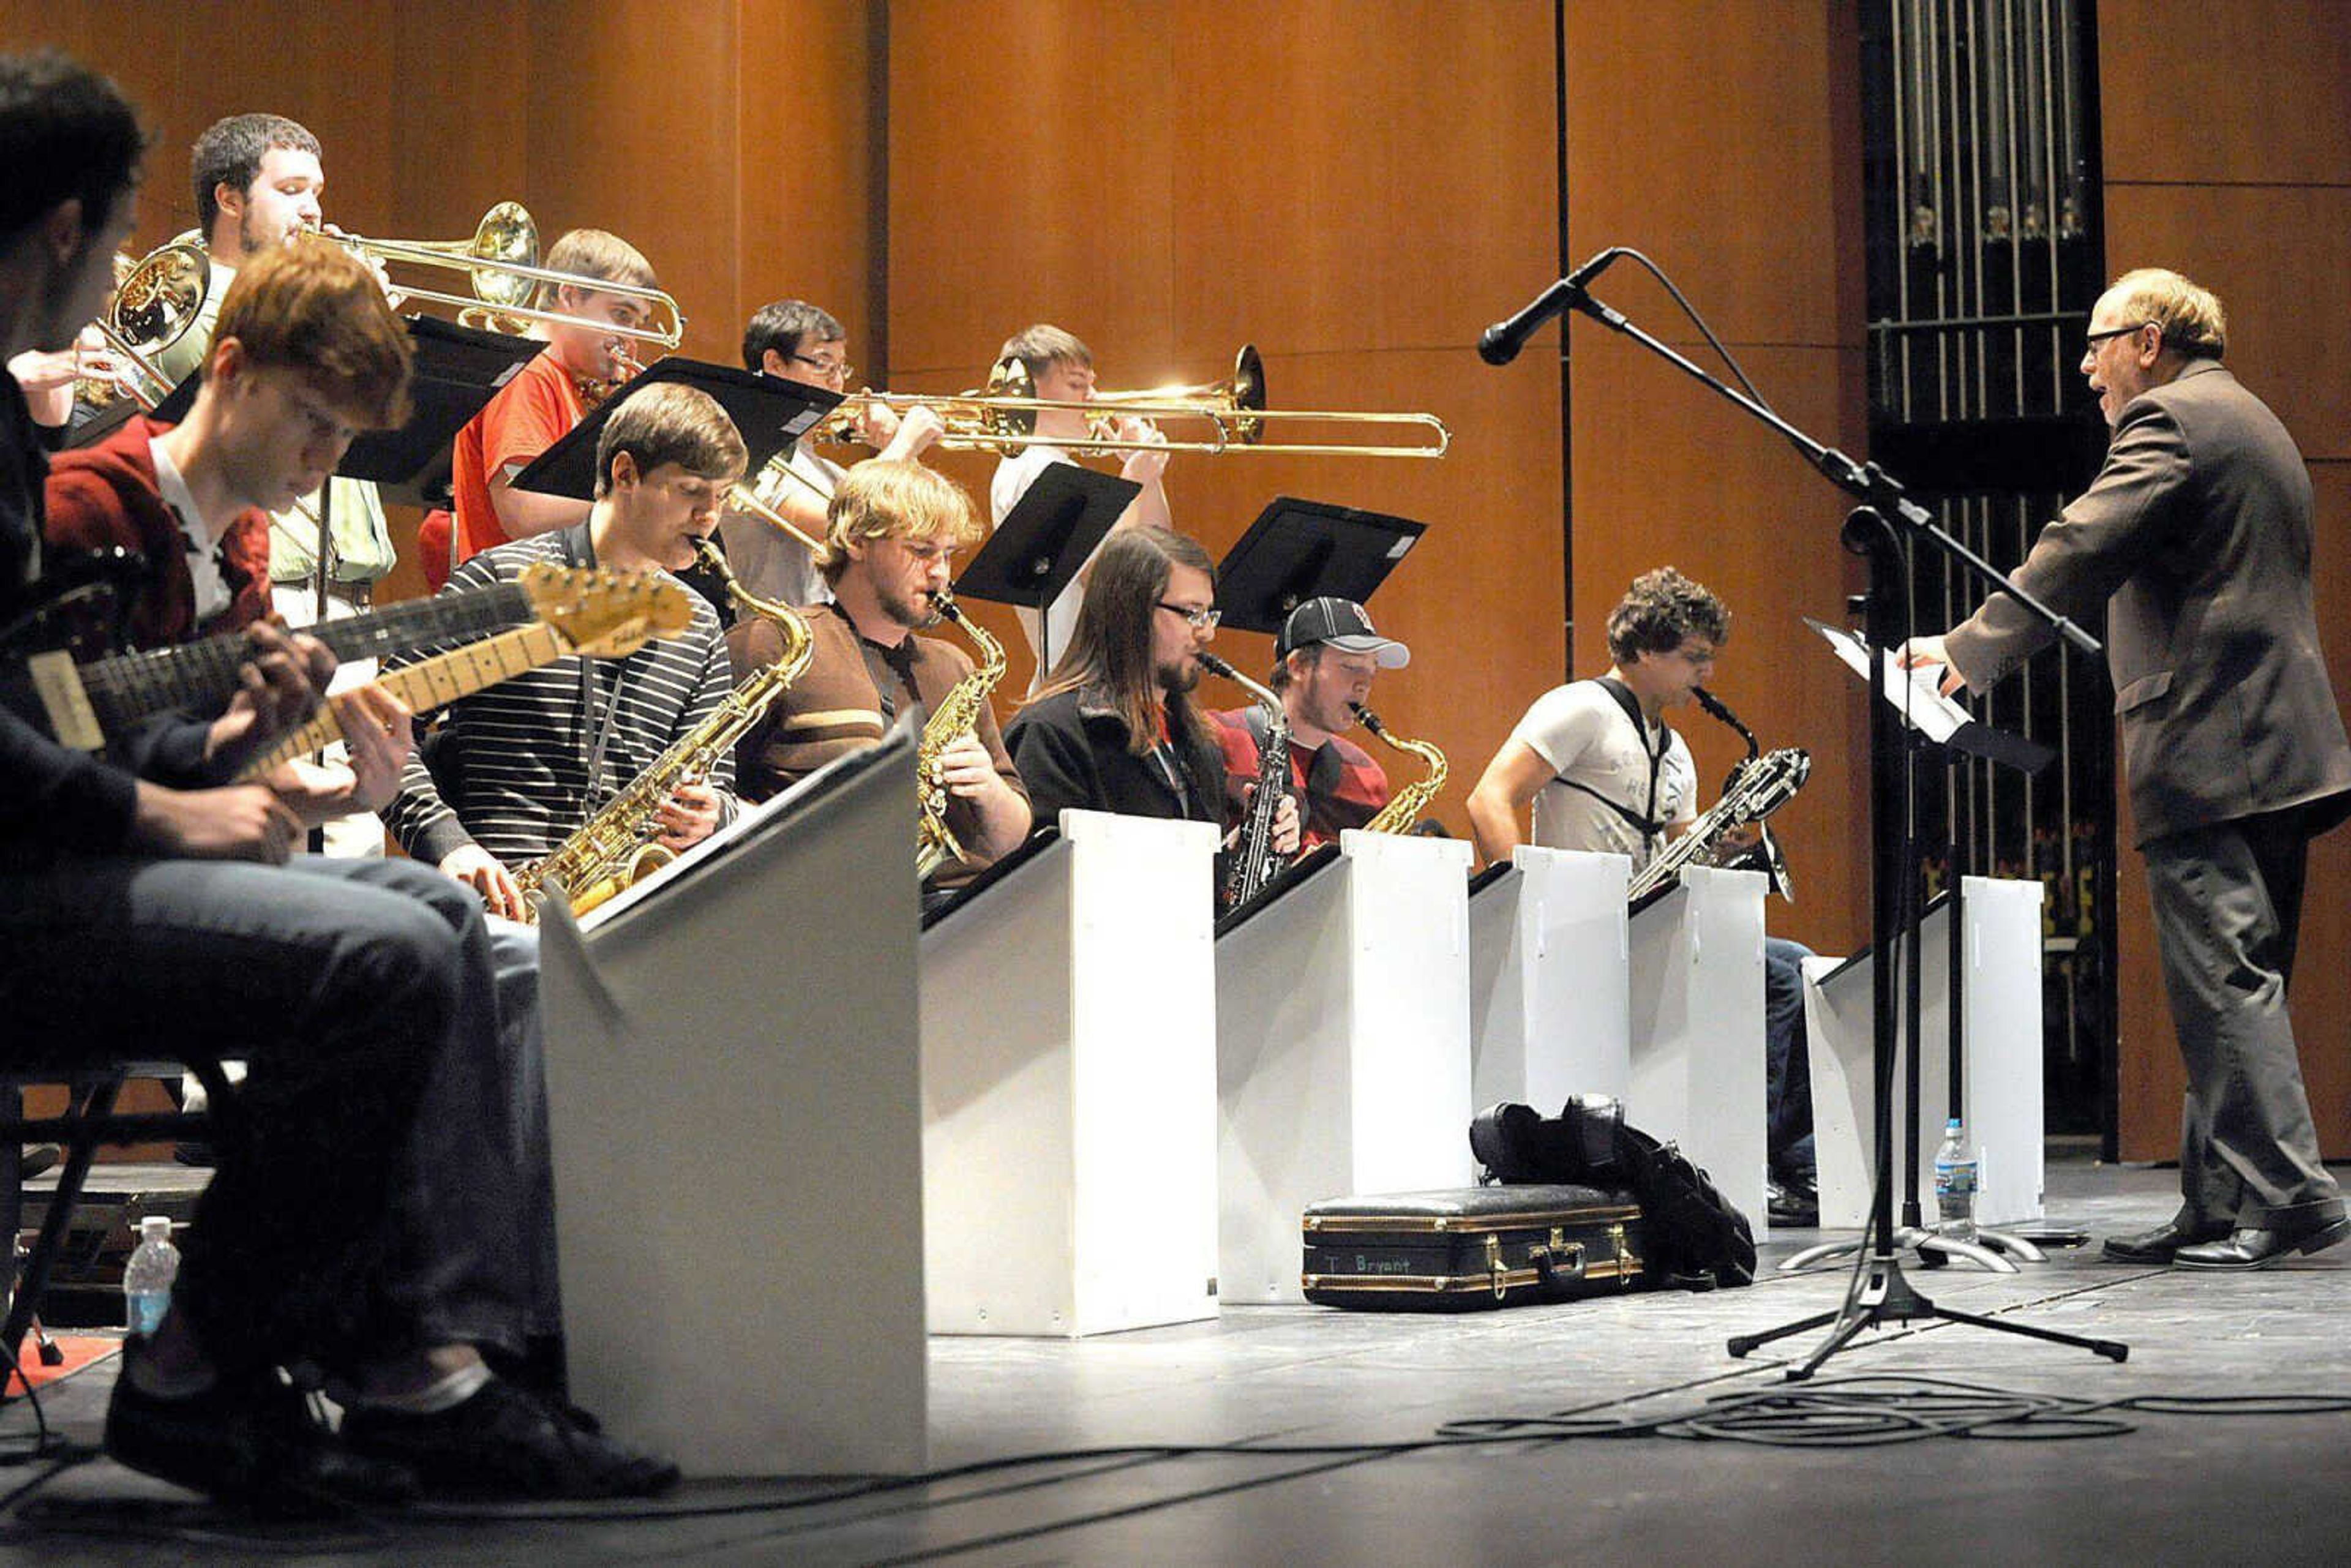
[
  {"left": 1212, "top": 496, "right": 1426, "bottom": 637},
  {"left": 951, "top": 463, "right": 1138, "bottom": 678},
  {"left": 508, "top": 357, "right": 839, "bottom": 501}
]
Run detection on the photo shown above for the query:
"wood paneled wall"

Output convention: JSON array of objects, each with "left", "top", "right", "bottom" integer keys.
[
  {"left": 1559, "top": 5, "right": 1873, "bottom": 957},
  {"left": 888, "top": 0, "right": 1566, "bottom": 830},
  {"left": 2099, "top": 1, "right": 2351, "bottom": 1158}
]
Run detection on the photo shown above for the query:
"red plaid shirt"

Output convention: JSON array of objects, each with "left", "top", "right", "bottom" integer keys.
[{"left": 1211, "top": 707, "right": 1391, "bottom": 848}]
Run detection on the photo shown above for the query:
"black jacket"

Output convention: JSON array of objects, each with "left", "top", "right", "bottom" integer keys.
[{"left": 1005, "top": 686, "right": 1227, "bottom": 831}]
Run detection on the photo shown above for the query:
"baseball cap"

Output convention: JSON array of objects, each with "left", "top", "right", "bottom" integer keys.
[{"left": 1275, "top": 596, "right": 1410, "bottom": 668}]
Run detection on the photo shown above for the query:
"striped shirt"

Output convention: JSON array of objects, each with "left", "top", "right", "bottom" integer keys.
[{"left": 381, "top": 525, "right": 737, "bottom": 869}]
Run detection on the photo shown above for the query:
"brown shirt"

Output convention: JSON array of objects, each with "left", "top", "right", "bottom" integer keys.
[{"left": 727, "top": 601, "right": 1027, "bottom": 879}]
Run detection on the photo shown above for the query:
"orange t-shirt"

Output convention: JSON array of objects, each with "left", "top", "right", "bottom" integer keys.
[{"left": 449, "top": 347, "right": 585, "bottom": 568}]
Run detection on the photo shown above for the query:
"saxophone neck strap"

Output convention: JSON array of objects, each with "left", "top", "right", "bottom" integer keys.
[{"left": 1551, "top": 677, "right": 1671, "bottom": 842}]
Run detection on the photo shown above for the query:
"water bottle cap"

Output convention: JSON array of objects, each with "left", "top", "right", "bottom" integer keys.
[
  {"left": 139, "top": 1215, "right": 173, "bottom": 1240},
  {"left": 1945, "top": 1118, "right": 1963, "bottom": 1132}
]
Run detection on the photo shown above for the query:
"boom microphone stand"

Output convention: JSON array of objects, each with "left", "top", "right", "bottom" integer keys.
[{"left": 1484, "top": 254, "right": 2125, "bottom": 1377}]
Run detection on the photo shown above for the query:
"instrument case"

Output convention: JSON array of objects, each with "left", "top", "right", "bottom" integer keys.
[{"left": 1301, "top": 1185, "right": 1644, "bottom": 1311}]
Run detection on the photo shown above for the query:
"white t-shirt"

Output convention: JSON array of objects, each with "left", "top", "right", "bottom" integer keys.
[
  {"left": 1510, "top": 680, "right": 1697, "bottom": 872},
  {"left": 148, "top": 434, "right": 232, "bottom": 627},
  {"left": 989, "top": 443, "right": 1098, "bottom": 697},
  {"left": 721, "top": 443, "right": 840, "bottom": 609}
]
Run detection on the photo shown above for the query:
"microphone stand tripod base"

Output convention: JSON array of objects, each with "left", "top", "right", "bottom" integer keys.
[{"left": 1730, "top": 1248, "right": 2127, "bottom": 1382}]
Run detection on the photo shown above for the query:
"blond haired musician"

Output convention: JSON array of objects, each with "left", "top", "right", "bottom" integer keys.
[
  {"left": 989, "top": 323, "right": 1174, "bottom": 693},
  {"left": 420, "top": 228, "right": 662, "bottom": 583},
  {"left": 726, "top": 298, "right": 942, "bottom": 607},
  {"left": 1903, "top": 268, "right": 2351, "bottom": 1270},
  {"left": 1468, "top": 567, "right": 1818, "bottom": 1224},
  {"left": 726, "top": 459, "right": 1029, "bottom": 897},
  {"left": 386, "top": 381, "right": 745, "bottom": 920}
]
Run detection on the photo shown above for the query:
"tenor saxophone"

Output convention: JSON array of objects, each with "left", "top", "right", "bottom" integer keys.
[
  {"left": 1199, "top": 651, "right": 1292, "bottom": 911},
  {"left": 515, "top": 541, "right": 812, "bottom": 920},
  {"left": 915, "top": 590, "right": 1007, "bottom": 880},
  {"left": 1351, "top": 702, "right": 1448, "bottom": 835}
]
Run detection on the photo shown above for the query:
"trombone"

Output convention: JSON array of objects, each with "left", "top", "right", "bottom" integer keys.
[
  {"left": 334, "top": 202, "right": 686, "bottom": 348},
  {"left": 809, "top": 342, "right": 1450, "bottom": 459}
]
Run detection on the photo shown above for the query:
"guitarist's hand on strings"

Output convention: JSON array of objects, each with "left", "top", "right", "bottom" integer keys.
[
  {"left": 203, "top": 622, "right": 337, "bottom": 767},
  {"left": 130, "top": 782, "right": 304, "bottom": 864},
  {"left": 264, "top": 686, "right": 416, "bottom": 825}
]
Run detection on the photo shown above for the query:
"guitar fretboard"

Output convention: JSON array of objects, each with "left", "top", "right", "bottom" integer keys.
[
  {"left": 83, "top": 583, "right": 533, "bottom": 738},
  {"left": 238, "top": 622, "right": 571, "bottom": 778}
]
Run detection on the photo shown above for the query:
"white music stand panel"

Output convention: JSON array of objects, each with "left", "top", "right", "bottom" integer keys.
[
  {"left": 1801, "top": 875, "right": 2047, "bottom": 1228},
  {"left": 539, "top": 738, "right": 926, "bottom": 1477},
  {"left": 1468, "top": 846, "right": 1632, "bottom": 1112},
  {"left": 1217, "top": 830, "right": 1475, "bottom": 1305},
  {"left": 920, "top": 809, "right": 1221, "bottom": 1337},
  {"left": 1626, "top": 865, "right": 1770, "bottom": 1230}
]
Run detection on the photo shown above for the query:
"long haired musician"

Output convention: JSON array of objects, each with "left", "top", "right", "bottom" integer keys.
[
  {"left": 1465, "top": 566, "right": 1820, "bottom": 1225},
  {"left": 1005, "top": 523, "right": 1296, "bottom": 864}
]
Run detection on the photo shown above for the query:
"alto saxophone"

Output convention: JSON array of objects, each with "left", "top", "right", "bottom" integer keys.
[
  {"left": 1624, "top": 686, "right": 1809, "bottom": 904},
  {"left": 1199, "top": 651, "right": 1291, "bottom": 911},
  {"left": 515, "top": 541, "right": 813, "bottom": 921},
  {"left": 1350, "top": 702, "right": 1448, "bottom": 835},
  {"left": 915, "top": 590, "right": 1007, "bottom": 880}
]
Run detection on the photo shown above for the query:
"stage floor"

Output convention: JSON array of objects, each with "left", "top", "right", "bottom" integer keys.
[{"left": 6, "top": 1153, "right": 2348, "bottom": 1565}]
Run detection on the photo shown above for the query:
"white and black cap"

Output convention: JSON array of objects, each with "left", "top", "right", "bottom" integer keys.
[{"left": 1276, "top": 596, "right": 1410, "bottom": 669}]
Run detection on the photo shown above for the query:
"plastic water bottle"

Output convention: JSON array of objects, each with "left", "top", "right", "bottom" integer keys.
[
  {"left": 1933, "top": 1119, "right": 1979, "bottom": 1242},
  {"left": 122, "top": 1216, "right": 179, "bottom": 1338}
]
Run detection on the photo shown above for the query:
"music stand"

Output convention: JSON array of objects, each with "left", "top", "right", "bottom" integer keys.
[
  {"left": 951, "top": 463, "right": 1138, "bottom": 677},
  {"left": 508, "top": 357, "right": 840, "bottom": 502},
  {"left": 1212, "top": 496, "right": 1426, "bottom": 636}
]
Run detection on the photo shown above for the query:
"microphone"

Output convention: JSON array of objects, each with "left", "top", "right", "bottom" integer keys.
[{"left": 1477, "top": 249, "right": 1621, "bottom": 366}]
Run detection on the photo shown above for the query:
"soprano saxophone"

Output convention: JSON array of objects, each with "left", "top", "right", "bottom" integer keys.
[
  {"left": 915, "top": 590, "right": 1007, "bottom": 880},
  {"left": 1350, "top": 702, "right": 1448, "bottom": 835},
  {"left": 515, "top": 541, "right": 812, "bottom": 921},
  {"left": 1623, "top": 686, "right": 1809, "bottom": 905}
]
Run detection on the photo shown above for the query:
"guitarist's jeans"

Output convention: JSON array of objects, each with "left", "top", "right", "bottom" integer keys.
[{"left": 0, "top": 853, "right": 546, "bottom": 1378}]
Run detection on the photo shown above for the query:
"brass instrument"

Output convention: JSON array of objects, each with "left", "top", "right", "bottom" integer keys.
[
  {"left": 1624, "top": 690, "right": 1810, "bottom": 906},
  {"left": 77, "top": 239, "right": 211, "bottom": 407},
  {"left": 1351, "top": 703, "right": 1449, "bottom": 834},
  {"left": 336, "top": 202, "right": 686, "bottom": 348},
  {"left": 514, "top": 541, "right": 812, "bottom": 920},
  {"left": 808, "top": 342, "right": 1450, "bottom": 459},
  {"left": 1199, "top": 651, "right": 1293, "bottom": 910},
  {"left": 915, "top": 591, "right": 1008, "bottom": 880}
]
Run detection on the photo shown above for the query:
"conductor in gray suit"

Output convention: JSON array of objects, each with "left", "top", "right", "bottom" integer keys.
[{"left": 1904, "top": 268, "right": 2351, "bottom": 1270}]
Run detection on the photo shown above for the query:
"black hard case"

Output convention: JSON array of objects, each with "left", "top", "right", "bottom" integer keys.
[{"left": 1301, "top": 1185, "right": 1645, "bottom": 1311}]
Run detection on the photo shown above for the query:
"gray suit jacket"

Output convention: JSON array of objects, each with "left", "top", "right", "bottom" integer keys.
[{"left": 1946, "top": 359, "right": 2351, "bottom": 847}]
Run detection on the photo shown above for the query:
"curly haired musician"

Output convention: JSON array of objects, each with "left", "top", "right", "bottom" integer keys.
[
  {"left": 1210, "top": 596, "right": 1404, "bottom": 850},
  {"left": 1467, "top": 567, "right": 1819, "bottom": 1224},
  {"left": 727, "top": 459, "right": 1028, "bottom": 894},
  {"left": 1007, "top": 524, "right": 1296, "bottom": 862},
  {"left": 726, "top": 298, "right": 942, "bottom": 608},
  {"left": 2, "top": 55, "right": 675, "bottom": 1506},
  {"left": 989, "top": 323, "right": 1174, "bottom": 693},
  {"left": 386, "top": 381, "right": 744, "bottom": 921}
]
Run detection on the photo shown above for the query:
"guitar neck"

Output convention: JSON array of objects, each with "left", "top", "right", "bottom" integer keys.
[
  {"left": 238, "top": 622, "right": 572, "bottom": 778},
  {"left": 81, "top": 583, "right": 533, "bottom": 741}
]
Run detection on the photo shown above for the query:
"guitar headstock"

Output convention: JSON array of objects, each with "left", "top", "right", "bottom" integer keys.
[{"left": 518, "top": 564, "right": 694, "bottom": 659}]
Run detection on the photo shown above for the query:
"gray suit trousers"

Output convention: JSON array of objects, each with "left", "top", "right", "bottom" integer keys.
[{"left": 2143, "top": 811, "right": 2343, "bottom": 1227}]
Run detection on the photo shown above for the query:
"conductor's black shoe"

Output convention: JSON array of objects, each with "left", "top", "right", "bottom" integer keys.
[
  {"left": 2173, "top": 1215, "right": 2351, "bottom": 1272},
  {"left": 340, "top": 1378, "right": 679, "bottom": 1499},
  {"left": 2099, "top": 1217, "right": 2231, "bottom": 1263},
  {"left": 105, "top": 1355, "right": 418, "bottom": 1514}
]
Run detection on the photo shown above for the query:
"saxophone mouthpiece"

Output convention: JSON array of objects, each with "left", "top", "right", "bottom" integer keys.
[
  {"left": 1196, "top": 651, "right": 1238, "bottom": 680},
  {"left": 1349, "top": 701, "right": 1387, "bottom": 737}
]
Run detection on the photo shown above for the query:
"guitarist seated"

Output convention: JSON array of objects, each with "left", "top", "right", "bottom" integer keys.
[
  {"left": 43, "top": 238, "right": 393, "bottom": 831},
  {"left": 2, "top": 105, "right": 676, "bottom": 1508}
]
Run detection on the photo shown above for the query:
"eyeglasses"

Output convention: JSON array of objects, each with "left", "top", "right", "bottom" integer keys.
[
  {"left": 791, "top": 353, "right": 852, "bottom": 381},
  {"left": 1157, "top": 601, "right": 1221, "bottom": 631},
  {"left": 2083, "top": 323, "right": 2150, "bottom": 351}
]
